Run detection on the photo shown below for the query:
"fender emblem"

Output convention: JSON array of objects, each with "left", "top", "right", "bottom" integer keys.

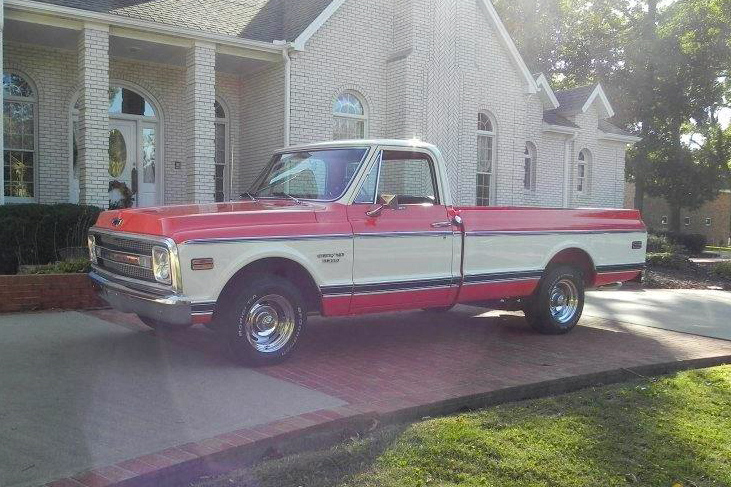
[{"left": 111, "top": 218, "right": 123, "bottom": 227}]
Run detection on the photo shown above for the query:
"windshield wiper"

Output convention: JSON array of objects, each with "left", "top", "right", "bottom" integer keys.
[
  {"left": 272, "top": 192, "right": 303, "bottom": 206},
  {"left": 240, "top": 192, "right": 258, "bottom": 202}
]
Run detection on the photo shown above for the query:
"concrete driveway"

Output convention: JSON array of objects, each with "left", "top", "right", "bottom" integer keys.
[
  {"left": 0, "top": 312, "right": 343, "bottom": 487},
  {"left": 586, "top": 288, "right": 731, "bottom": 340}
]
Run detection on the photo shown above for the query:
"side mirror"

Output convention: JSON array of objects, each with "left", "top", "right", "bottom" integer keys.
[{"left": 366, "top": 194, "right": 399, "bottom": 218}]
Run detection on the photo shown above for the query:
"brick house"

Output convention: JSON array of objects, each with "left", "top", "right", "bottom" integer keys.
[
  {"left": 1, "top": 0, "right": 640, "bottom": 209},
  {"left": 627, "top": 185, "right": 731, "bottom": 247}
]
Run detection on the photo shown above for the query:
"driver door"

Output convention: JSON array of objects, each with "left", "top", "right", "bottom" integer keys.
[{"left": 347, "top": 149, "right": 455, "bottom": 313}]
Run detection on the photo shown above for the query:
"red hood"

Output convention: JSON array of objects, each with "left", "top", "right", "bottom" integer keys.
[{"left": 93, "top": 200, "right": 339, "bottom": 244}]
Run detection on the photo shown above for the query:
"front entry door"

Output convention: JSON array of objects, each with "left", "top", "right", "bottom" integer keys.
[
  {"left": 347, "top": 149, "right": 455, "bottom": 313},
  {"left": 108, "top": 120, "right": 138, "bottom": 209}
]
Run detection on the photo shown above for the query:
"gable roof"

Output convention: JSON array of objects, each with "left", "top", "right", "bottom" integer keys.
[
  {"left": 555, "top": 83, "right": 614, "bottom": 119},
  {"left": 543, "top": 111, "right": 580, "bottom": 129},
  {"left": 30, "top": 0, "right": 334, "bottom": 42},
  {"left": 534, "top": 73, "right": 560, "bottom": 110}
]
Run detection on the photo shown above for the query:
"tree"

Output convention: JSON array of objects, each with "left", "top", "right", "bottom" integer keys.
[{"left": 494, "top": 0, "right": 731, "bottom": 229}]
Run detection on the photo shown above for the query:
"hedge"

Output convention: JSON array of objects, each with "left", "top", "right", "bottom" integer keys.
[
  {"left": 656, "top": 232, "right": 707, "bottom": 255},
  {"left": 0, "top": 204, "right": 101, "bottom": 275}
]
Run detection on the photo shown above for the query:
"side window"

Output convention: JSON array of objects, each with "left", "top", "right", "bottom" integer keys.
[
  {"left": 354, "top": 154, "right": 380, "bottom": 204},
  {"left": 377, "top": 151, "right": 438, "bottom": 205}
]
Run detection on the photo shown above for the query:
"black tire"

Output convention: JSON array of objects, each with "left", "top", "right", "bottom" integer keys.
[
  {"left": 219, "top": 273, "right": 306, "bottom": 366},
  {"left": 138, "top": 316, "right": 193, "bottom": 331},
  {"left": 523, "top": 265, "right": 585, "bottom": 335}
]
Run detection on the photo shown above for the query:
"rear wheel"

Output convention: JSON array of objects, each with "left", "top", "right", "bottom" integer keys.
[
  {"left": 219, "top": 274, "right": 306, "bottom": 366},
  {"left": 524, "top": 266, "right": 584, "bottom": 335}
]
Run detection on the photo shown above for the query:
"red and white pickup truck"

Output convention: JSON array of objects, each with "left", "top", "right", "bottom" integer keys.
[{"left": 89, "top": 140, "right": 647, "bottom": 365}]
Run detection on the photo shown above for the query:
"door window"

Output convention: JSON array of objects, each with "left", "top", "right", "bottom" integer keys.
[{"left": 360, "top": 150, "right": 439, "bottom": 206}]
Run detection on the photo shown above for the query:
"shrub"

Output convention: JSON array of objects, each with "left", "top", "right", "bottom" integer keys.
[
  {"left": 647, "top": 234, "right": 684, "bottom": 253},
  {"left": 658, "top": 232, "right": 707, "bottom": 255},
  {"left": 0, "top": 204, "right": 101, "bottom": 275},
  {"left": 712, "top": 261, "right": 731, "bottom": 279},
  {"left": 646, "top": 252, "right": 693, "bottom": 270},
  {"left": 27, "top": 258, "right": 92, "bottom": 275}
]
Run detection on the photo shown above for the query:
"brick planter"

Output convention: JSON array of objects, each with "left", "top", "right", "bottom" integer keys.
[{"left": 0, "top": 274, "right": 106, "bottom": 313}]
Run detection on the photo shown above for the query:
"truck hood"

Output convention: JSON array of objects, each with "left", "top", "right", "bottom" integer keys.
[{"left": 93, "top": 200, "right": 331, "bottom": 244}]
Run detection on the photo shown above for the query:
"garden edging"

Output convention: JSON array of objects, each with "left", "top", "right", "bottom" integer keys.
[{"left": 0, "top": 274, "right": 105, "bottom": 313}]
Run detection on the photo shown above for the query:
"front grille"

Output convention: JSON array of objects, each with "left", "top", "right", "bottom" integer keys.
[
  {"left": 99, "top": 259, "right": 155, "bottom": 282},
  {"left": 96, "top": 234, "right": 155, "bottom": 255},
  {"left": 92, "top": 232, "right": 160, "bottom": 284}
]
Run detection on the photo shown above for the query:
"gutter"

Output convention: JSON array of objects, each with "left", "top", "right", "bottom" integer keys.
[
  {"left": 4, "top": 0, "right": 283, "bottom": 56},
  {"left": 274, "top": 41, "right": 294, "bottom": 147}
]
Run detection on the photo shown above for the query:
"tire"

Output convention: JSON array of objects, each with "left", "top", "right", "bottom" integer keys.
[
  {"left": 523, "top": 265, "right": 585, "bottom": 335},
  {"left": 138, "top": 316, "right": 193, "bottom": 331},
  {"left": 219, "top": 273, "right": 306, "bottom": 366}
]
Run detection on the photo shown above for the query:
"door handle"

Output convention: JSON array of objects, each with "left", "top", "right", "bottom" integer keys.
[{"left": 431, "top": 221, "right": 453, "bottom": 228}]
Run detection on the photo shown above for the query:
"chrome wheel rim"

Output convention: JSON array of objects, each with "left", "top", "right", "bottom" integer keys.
[
  {"left": 549, "top": 278, "right": 579, "bottom": 324},
  {"left": 244, "top": 294, "right": 296, "bottom": 353}
]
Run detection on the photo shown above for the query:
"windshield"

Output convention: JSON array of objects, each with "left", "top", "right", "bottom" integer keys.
[{"left": 251, "top": 148, "right": 369, "bottom": 201}]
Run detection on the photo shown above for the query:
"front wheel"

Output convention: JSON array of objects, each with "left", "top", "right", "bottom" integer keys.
[
  {"left": 524, "top": 266, "right": 585, "bottom": 335},
  {"left": 219, "top": 274, "right": 306, "bottom": 366}
]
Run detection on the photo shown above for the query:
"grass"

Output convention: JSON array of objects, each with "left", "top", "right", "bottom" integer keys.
[{"left": 200, "top": 366, "right": 731, "bottom": 487}]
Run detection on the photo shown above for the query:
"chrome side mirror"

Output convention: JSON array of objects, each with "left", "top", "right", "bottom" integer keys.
[{"left": 366, "top": 194, "right": 400, "bottom": 218}]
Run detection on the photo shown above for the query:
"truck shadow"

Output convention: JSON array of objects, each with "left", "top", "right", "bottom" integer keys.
[{"left": 100, "top": 306, "right": 731, "bottom": 409}]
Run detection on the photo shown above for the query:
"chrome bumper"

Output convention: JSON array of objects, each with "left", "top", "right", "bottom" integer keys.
[{"left": 90, "top": 271, "right": 193, "bottom": 326}]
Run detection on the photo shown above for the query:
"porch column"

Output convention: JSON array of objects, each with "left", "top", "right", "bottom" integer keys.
[
  {"left": 185, "top": 41, "right": 216, "bottom": 204},
  {"left": 1, "top": 0, "right": 5, "bottom": 205},
  {"left": 77, "top": 23, "right": 110, "bottom": 208}
]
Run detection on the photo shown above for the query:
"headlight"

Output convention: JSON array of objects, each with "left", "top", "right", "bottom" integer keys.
[
  {"left": 152, "top": 246, "right": 172, "bottom": 284},
  {"left": 88, "top": 235, "right": 97, "bottom": 262}
]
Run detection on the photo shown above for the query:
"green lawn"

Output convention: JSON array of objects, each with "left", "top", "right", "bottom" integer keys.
[{"left": 201, "top": 366, "right": 731, "bottom": 487}]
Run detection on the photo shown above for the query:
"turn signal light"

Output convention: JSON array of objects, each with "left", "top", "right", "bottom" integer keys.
[{"left": 191, "top": 258, "right": 215, "bottom": 271}]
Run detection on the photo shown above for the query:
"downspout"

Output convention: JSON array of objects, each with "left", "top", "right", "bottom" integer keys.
[{"left": 275, "top": 41, "right": 293, "bottom": 147}]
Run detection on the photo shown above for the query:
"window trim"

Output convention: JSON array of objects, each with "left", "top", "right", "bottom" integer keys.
[
  {"left": 577, "top": 149, "right": 591, "bottom": 195},
  {"left": 476, "top": 111, "right": 497, "bottom": 206},
  {"left": 333, "top": 90, "right": 368, "bottom": 140},
  {"left": 524, "top": 141, "right": 537, "bottom": 191},
  {"left": 3, "top": 70, "right": 39, "bottom": 203},
  {"left": 214, "top": 97, "right": 232, "bottom": 202}
]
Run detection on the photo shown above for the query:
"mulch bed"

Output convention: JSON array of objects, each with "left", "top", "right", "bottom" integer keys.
[{"left": 644, "top": 262, "right": 731, "bottom": 291}]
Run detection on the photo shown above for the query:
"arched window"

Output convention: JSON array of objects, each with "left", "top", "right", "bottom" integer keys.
[
  {"left": 577, "top": 149, "right": 591, "bottom": 194},
  {"left": 476, "top": 111, "right": 496, "bottom": 206},
  {"left": 3, "top": 71, "right": 37, "bottom": 201},
  {"left": 71, "top": 84, "right": 160, "bottom": 207},
  {"left": 333, "top": 91, "right": 367, "bottom": 140},
  {"left": 524, "top": 142, "right": 537, "bottom": 191},
  {"left": 214, "top": 99, "right": 231, "bottom": 202}
]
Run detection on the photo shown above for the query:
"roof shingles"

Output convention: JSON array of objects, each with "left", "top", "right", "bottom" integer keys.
[{"left": 34, "top": 0, "right": 333, "bottom": 42}]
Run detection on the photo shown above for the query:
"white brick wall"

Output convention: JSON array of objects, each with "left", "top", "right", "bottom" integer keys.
[
  {"left": 77, "top": 26, "right": 110, "bottom": 208},
  {"left": 2, "top": 0, "right": 630, "bottom": 210},
  {"left": 184, "top": 43, "right": 216, "bottom": 203},
  {"left": 289, "top": 0, "right": 629, "bottom": 209},
  {"left": 239, "top": 63, "right": 285, "bottom": 192}
]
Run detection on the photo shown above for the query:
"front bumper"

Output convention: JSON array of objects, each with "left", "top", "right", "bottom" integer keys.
[{"left": 90, "top": 271, "right": 193, "bottom": 326}]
